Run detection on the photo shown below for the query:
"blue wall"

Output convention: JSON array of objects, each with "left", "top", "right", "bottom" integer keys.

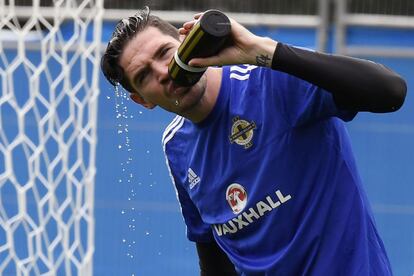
[{"left": 94, "top": 22, "right": 414, "bottom": 276}]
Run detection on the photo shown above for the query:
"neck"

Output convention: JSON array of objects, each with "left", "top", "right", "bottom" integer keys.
[{"left": 183, "top": 67, "right": 222, "bottom": 123}]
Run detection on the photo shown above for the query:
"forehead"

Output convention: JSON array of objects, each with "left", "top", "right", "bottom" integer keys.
[{"left": 119, "top": 26, "right": 178, "bottom": 76}]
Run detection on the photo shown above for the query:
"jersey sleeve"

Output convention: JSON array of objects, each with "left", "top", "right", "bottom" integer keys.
[
  {"left": 172, "top": 172, "right": 214, "bottom": 242},
  {"left": 163, "top": 142, "right": 214, "bottom": 243},
  {"left": 263, "top": 68, "right": 357, "bottom": 127}
]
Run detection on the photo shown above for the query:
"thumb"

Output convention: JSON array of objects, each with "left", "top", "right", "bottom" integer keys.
[{"left": 189, "top": 56, "right": 223, "bottom": 68}]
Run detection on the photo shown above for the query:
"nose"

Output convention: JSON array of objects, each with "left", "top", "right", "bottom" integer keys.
[{"left": 152, "top": 60, "right": 170, "bottom": 85}]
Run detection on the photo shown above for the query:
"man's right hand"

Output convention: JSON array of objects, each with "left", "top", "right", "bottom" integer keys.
[{"left": 179, "top": 11, "right": 278, "bottom": 68}]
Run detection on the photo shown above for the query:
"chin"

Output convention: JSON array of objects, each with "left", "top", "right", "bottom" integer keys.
[{"left": 179, "top": 81, "right": 206, "bottom": 112}]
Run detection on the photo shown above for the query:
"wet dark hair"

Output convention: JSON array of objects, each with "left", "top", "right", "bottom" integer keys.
[{"left": 101, "top": 6, "right": 179, "bottom": 93}]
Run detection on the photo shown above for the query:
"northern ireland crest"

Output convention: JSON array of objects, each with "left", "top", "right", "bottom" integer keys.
[{"left": 229, "top": 116, "right": 256, "bottom": 149}]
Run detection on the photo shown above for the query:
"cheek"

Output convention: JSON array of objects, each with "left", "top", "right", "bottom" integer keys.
[{"left": 141, "top": 83, "right": 167, "bottom": 104}]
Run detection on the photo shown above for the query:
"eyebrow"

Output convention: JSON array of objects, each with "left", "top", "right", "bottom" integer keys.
[{"left": 132, "top": 42, "right": 172, "bottom": 87}]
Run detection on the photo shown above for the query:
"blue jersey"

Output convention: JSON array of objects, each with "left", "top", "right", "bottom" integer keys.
[{"left": 162, "top": 65, "right": 392, "bottom": 275}]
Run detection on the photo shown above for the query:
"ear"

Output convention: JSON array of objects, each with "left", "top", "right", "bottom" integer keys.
[{"left": 130, "top": 93, "right": 156, "bottom": 109}]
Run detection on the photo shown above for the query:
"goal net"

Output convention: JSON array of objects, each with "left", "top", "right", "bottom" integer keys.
[{"left": 0, "top": 1, "right": 102, "bottom": 275}]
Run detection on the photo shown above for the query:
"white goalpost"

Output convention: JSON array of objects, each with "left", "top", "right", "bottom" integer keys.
[{"left": 0, "top": 1, "right": 102, "bottom": 275}]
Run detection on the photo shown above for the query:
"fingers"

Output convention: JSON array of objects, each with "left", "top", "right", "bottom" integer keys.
[
  {"left": 179, "top": 12, "right": 204, "bottom": 35},
  {"left": 188, "top": 57, "right": 207, "bottom": 67},
  {"left": 179, "top": 19, "right": 197, "bottom": 35},
  {"left": 193, "top": 12, "right": 203, "bottom": 20},
  {"left": 183, "top": 19, "right": 197, "bottom": 29},
  {"left": 189, "top": 56, "right": 220, "bottom": 68},
  {"left": 178, "top": 27, "right": 188, "bottom": 35}
]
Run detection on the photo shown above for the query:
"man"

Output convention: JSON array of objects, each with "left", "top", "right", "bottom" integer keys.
[{"left": 101, "top": 7, "right": 407, "bottom": 276}]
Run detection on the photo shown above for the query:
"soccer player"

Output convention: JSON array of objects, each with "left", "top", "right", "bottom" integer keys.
[{"left": 101, "top": 7, "right": 407, "bottom": 276}]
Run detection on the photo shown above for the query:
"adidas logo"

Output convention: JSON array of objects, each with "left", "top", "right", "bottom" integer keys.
[{"left": 188, "top": 168, "right": 201, "bottom": 189}]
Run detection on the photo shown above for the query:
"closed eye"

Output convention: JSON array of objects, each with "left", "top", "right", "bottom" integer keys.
[
  {"left": 159, "top": 46, "right": 172, "bottom": 59},
  {"left": 135, "top": 68, "right": 150, "bottom": 87},
  {"left": 133, "top": 43, "right": 172, "bottom": 88}
]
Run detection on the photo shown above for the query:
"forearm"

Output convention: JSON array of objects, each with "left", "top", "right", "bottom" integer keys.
[
  {"left": 267, "top": 42, "right": 407, "bottom": 113},
  {"left": 248, "top": 36, "right": 277, "bottom": 67}
]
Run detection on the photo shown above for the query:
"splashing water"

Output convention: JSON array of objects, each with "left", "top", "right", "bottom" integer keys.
[
  {"left": 113, "top": 85, "right": 137, "bottom": 269},
  {"left": 111, "top": 85, "right": 165, "bottom": 271}
]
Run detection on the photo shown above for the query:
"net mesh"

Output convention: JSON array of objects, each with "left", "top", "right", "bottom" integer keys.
[{"left": 0, "top": 0, "right": 102, "bottom": 275}]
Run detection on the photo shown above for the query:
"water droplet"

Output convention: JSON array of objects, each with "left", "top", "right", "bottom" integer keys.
[
  {"left": 106, "top": 96, "right": 111, "bottom": 99},
  {"left": 118, "top": 145, "right": 122, "bottom": 149},
  {"left": 145, "top": 231, "right": 150, "bottom": 235},
  {"left": 121, "top": 210, "right": 125, "bottom": 214},
  {"left": 139, "top": 111, "right": 143, "bottom": 114},
  {"left": 122, "top": 239, "right": 126, "bottom": 243}
]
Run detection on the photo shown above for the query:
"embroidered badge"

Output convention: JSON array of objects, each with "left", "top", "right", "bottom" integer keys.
[
  {"left": 229, "top": 116, "right": 256, "bottom": 149},
  {"left": 226, "top": 183, "right": 248, "bottom": 214}
]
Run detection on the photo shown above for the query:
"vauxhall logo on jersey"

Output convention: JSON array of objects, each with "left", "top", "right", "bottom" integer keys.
[
  {"left": 229, "top": 116, "right": 256, "bottom": 149},
  {"left": 215, "top": 185, "right": 292, "bottom": 237},
  {"left": 226, "top": 183, "right": 247, "bottom": 214}
]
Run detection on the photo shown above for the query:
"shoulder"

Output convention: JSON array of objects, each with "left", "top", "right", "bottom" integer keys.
[
  {"left": 162, "top": 115, "right": 186, "bottom": 150},
  {"left": 223, "top": 65, "right": 286, "bottom": 103},
  {"left": 227, "top": 64, "right": 259, "bottom": 81},
  {"left": 162, "top": 116, "right": 198, "bottom": 185},
  {"left": 224, "top": 65, "right": 284, "bottom": 90},
  {"left": 162, "top": 116, "right": 188, "bottom": 178}
]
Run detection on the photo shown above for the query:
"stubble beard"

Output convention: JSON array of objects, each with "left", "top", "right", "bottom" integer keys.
[{"left": 174, "top": 75, "right": 207, "bottom": 116}]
